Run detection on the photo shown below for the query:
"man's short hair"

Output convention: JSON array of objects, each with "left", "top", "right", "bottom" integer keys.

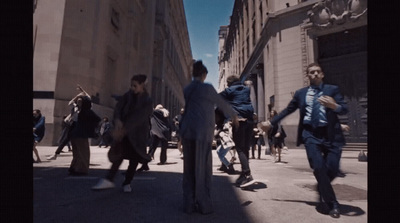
[
  {"left": 226, "top": 75, "right": 240, "bottom": 87},
  {"left": 306, "top": 62, "right": 322, "bottom": 73}
]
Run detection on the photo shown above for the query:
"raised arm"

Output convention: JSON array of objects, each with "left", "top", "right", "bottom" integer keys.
[
  {"left": 68, "top": 84, "right": 91, "bottom": 105},
  {"left": 77, "top": 84, "right": 91, "bottom": 98}
]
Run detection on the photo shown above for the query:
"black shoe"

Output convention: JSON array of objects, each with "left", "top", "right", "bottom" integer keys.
[
  {"left": 235, "top": 173, "right": 247, "bottom": 186},
  {"left": 217, "top": 164, "right": 228, "bottom": 172},
  {"left": 226, "top": 163, "right": 235, "bottom": 174},
  {"left": 137, "top": 164, "right": 150, "bottom": 172},
  {"left": 337, "top": 170, "right": 346, "bottom": 178},
  {"left": 239, "top": 174, "right": 256, "bottom": 188},
  {"left": 329, "top": 202, "right": 340, "bottom": 218},
  {"left": 157, "top": 162, "right": 166, "bottom": 165},
  {"left": 329, "top": 208, "right": 340, "bottom": 218},
  {"left": 316, "top": 202, "right": 329, "bottom": 215}
]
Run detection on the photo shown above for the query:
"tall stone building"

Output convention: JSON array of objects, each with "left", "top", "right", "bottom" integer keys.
[
  {"left": 218, "top": 0, "right": 367, "bottom": 145},
  {"left": 33, "top": 0, "right": 192, "bottom": 145}
]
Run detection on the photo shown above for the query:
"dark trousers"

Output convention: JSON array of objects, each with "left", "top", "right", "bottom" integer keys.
[
  {"left": 98, "top": 135, "right": 108, "bottom": 146},
  {"left": 232, "top": 120, "right": 252, "bottom": 175},
  {"left": 148, "top": 135, "right": 168, "bottom": 164},
  {"left": 106, "top": 138, "right": 140, "bottom": 185},
  {"left": 251, "top": 137, "right": 262, "bottom": 158},
  {"left": 182, "top": 139, "right": 213, "bottom": 214},
  {"left": 55, "top": 126, "right": 72, "bottom": 154},
  {"left": 303, "top": 129, "right": 342, "bottom": 207}
]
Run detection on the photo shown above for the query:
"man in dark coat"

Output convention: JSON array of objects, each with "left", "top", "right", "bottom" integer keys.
[{"left": 137, "top": 104, "right": 171, "bottom": 171}]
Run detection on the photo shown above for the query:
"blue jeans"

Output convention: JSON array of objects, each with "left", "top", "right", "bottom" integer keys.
[{"left": 216, "top": 144, "right": 232, "bottom": 167}]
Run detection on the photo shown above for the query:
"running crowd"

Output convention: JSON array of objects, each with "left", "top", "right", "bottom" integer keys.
[{"left": 34, "top": 61, "right": 349, "bottom": 219}]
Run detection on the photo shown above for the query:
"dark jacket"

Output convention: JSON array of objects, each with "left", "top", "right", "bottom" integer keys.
[
  {"left": 114, "top": 90, "right": 153, "bottom": 162},
  {"left": 33, "top": 115, "right": 45, "bottom": 142},
  {"left": 219, "top": 81, "right": 254, "bottom": 120},
  {"left": 270, "top": 83, "right": 348, "bottom": 147},
  {"left": 69, "top": 96, "right": 101, "bottom": 139},
  {"left": 150, "top": 109, "right": 171, "bottom": 140}
]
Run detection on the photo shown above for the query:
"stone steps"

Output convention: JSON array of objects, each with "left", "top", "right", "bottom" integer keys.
[{"left": 343, "top": 143, "right": 367, "bottom": 151}]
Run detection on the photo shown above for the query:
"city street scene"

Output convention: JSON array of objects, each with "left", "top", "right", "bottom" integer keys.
[{"left": 32, "top": 0, "right": 368, "bottom": 222}]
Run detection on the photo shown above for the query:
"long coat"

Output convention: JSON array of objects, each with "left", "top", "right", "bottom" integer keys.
[
  {"left": 179, "top": 80, "right": 236, "bottom": 143},
  {"left": 114, "top": 90, "right": 153, "bottom": 162},
  {"left": 150, "top": 109, "right": 171, "bottom": 140},
  {"left": 270, "top": 83, "right": 348, "bottom": 147}
]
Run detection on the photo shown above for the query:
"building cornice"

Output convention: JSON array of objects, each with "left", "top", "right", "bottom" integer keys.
[{"left": 308, "top": 0, "right": 367, "bottom": 29}]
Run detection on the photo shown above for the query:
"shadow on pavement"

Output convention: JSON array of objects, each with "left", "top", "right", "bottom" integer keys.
[
  {"left": 271, "top": 199, "right": 366, "bottom": 217},
  {"left": 34, "top": 166, "right": 254, "bottom": 223}
]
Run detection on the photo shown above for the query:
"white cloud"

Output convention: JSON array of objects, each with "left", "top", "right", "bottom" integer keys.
[{"left": 205, "top": 53, "right": 213, "bottom": 58}]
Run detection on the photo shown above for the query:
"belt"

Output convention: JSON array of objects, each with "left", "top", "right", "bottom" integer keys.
[{"left": 303, "top": 124, "right": 328, "bottom": 139}]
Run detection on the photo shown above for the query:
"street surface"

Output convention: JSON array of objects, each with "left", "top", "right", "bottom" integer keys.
[{"left": 34, "top": 145, "right": 367, "bottom": 223}]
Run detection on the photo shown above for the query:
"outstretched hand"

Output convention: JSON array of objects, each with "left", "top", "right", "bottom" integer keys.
[
  {"left": 341, "top": 124, "right": 350, "bottom": 132},
  {"left": 258, "top": 121, "right": 271, "bottom": 132}
]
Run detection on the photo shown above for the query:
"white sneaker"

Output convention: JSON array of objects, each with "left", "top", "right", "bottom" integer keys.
[
  {"left": 123, "top": 184, "right": 132, "bottom": 193},
  {"left": 92, "top": 178, "right": 115, "bottom": 190},
  {"left": 47, "top": 154, "right": 57, "bottom": 160}
]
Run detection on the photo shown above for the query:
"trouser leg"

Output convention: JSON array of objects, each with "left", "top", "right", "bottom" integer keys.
[
  {"left": 148, "top": 136, "right": 160, "bottom": 158},
  {"left": 304, "top": 141, "right": 338, "bottom": 206},
  {"left": 55, "top": 136, "right": 70, "bottom": 154},
  {"left": 193, "top": 140, "right": 213, "bottom": 213},
  {"left": 182, "top": 139, "right": 196, "bottom": 213},
  {"left": 123, "top": 159, "right": 139, "bottom": 185},
  {"left": 216, "top": 145, "right": 231, "bottom": 167},
  {"left": 233, "top": 121, "right": 251, "bottom": 175},
  {"left": 160, "top": 139, "right": 168, "bottom": 164},
  {"left": 106, "top": 158, "right": 123, "bottom": 182}
]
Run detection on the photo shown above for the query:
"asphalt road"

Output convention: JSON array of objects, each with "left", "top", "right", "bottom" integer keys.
[{"left": 34, "top": 145, "right": 367, "bottom": 223}]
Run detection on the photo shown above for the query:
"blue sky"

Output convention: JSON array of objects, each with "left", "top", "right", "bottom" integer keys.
[{"left": 183, "top": 0, "right": 235, "bottom": 89}]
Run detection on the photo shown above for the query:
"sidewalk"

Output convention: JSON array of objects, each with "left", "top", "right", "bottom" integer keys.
[{"left": 34, "top": 145, "right": 367, "bottom": 223}]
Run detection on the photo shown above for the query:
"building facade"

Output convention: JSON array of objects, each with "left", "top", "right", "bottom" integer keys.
[
  {"left": 218, "top": 0, "right": 367, "bottom": 145},
  {"left": 33, "top": 0, "right": 192, "bottom": 145}
]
